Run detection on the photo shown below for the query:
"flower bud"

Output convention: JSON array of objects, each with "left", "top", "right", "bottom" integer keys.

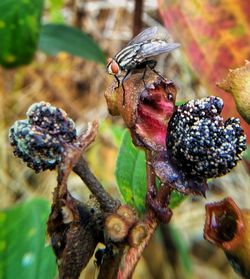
[{"left": 204, "top": 197, "right": 250, "bottom": 278}]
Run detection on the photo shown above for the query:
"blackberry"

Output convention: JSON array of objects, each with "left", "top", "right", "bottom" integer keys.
[
  {"left": 9, "top": 102, "right": 77, "bottom": 172},
  {"left": 167, "top": 96, "right": 246, "bottom": 178}
]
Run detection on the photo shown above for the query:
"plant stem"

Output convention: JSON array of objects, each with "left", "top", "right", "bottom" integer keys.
[
  {"left": 116, "top": 150, "right": 159, "bottom": 278},
  {"left": 133, "top": 0, "right": 143, "bottom": 36},
  {"left": 73, "top": 156, "right": 120, "bottom": 213},
  {"left": 98, "top": 244, "right": 126, "bottom": 279},
  {"left": 146, "top": 150, "right": 157, "bottom": 195},
  {"left": 117, "top": 212, "right": 157, "bottom": 279}
]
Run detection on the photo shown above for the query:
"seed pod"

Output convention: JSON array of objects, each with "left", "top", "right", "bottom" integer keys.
[
  {"left": 105, "top": 71, "right": 177, "bottom": 152},
  {"left": 217, "top": 60, "right": 250, "bottom": 124},
  {"left": 204, "top": 197, "right": 250, "bottom": 278}
]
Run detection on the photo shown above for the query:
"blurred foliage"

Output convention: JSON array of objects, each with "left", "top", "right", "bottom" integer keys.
[
  {"left": 158, "top": 0, "right": 250, "bottom": 142},
  {"left": 116, "top": 130, "right": 186, "bottom": 213},
  {"left": 39, "top": 24, "right": 106, "bottom": 64},
  {"left": 0, "top": 198, "right": 56, "bottom": 279},
  {"left": 0, "top": 0, "right": 105, "bottom": 68},
  {"left": 47, "top": 0, "right": 64, "bottom": 23},
  {"left": 0, "top": 0, "right": 44, "bottom": 68},
  {"left": 217, "top": 61, "right": 250, "bottom": 125},
  {"left": 169, "top": 225, "right": 192, "bottom": 276},
  {"left": 99, "top": 120, "right": 124, "bottom": 147}
]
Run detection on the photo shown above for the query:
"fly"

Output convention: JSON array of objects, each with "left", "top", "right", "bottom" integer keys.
[{"left": 107, "top": 26, "right": 180, "bottom": 105}]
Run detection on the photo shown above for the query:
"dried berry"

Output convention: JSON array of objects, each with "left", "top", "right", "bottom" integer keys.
[
  {"left": 167, "top": 96, "right": 246, "bottom": 178},
  {"left": 9, "top": 102, "right": 77, "bottom": 172}
]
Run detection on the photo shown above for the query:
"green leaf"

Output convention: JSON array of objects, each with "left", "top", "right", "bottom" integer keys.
[
  {"left": 0, "top": 0, "right": 44, "bottom": 68},
  {"left": 116, "top": 130, "right": 186, "bottom": 213},
  {"left": 243, "top": 145, "right": 250, "bottom": 162},
  {"left": 115, "top": 130, "right": 147, "bottom": 213},
  {"left": 169, "top": 191, "right": 186, "bottom": 209},
  {"left": 176, "top": 100, "right": 186, "bottom": 106},
  {"left": 0, "top": 199, "right": 56, "bottom": 279},
  {"left": 99, "top": 120, "right": 124, "bottom": 147},
  {"left": 169, "top": 225, "right": 192, "bottom": 276},
  {"left": 39, "top": 23, "right": 106, "bottom": 64}
]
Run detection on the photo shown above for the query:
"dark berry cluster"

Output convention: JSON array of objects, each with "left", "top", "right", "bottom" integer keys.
[
  {"left": 9, "top": 102, "right": 76, "bottom": 172},
  {"left": 167, "top": 96, "right": 246, "bottom": 178}
]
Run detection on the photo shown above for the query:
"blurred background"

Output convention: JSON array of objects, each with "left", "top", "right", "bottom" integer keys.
[{"left": 0, "top": 0, "right": 250, "bottom": 278}]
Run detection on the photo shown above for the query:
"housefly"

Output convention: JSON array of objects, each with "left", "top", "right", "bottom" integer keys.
[{"left": 107, "top": 26, "right": 180, "bottom": 105}]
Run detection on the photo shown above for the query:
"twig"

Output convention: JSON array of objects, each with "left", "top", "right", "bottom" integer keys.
[
  {"left": 116, "top": 150, "right": 158, "bottom": 278},
  {"left": 73, "top": 156, "right": 120, "bottom": 212},
  {"left": 117, "top": 212, "right": 157, "bottom": 279},
  {"left": 97, "top": 244, "right": 126, "bottom": 279},
  {"left": 58, "top": 120, "right": 120, "bottom": 213},
  {"left": 133, "top": 0, "right": 143, "bottom": 36}
]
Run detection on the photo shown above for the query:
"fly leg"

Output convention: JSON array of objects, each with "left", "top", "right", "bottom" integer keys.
[
  {"left": 147, "top": 60, "right": 165, "bottom": 80},
  {"left": 141, "top": 60, "right": 157, "bottom": 87},
  {"left": 114, "top": 75, "right": 120, "bottom": 89},
  {"left": 121, "top": 70, "right": 131, "bottom": 106}
]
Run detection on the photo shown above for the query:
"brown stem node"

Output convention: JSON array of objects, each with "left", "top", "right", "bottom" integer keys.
[
  {"left": 117, "top": 205, "right": 138, "bottom": 227},
  {"left": 105, "top": 214, "right": 129, "bottom": 242},
  {"left": 128, "top": 222, "right": 147, "bottom": 247}
]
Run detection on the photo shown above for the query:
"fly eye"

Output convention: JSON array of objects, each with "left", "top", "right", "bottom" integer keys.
[
  {"left": 107, "top": 58, "right": 115, "bottom": 75},
  {"left": 167, "top": 93, "right": 173, "bottom": 101},
  {"left": 110, "top": 61, "right": 120, "bottom": 75}
]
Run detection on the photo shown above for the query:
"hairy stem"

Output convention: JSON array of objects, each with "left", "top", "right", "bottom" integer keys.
[
  {"left": 117, "top": 212, "right": 157, "bottom": 279},
  {"left": 116, "top": 150, "right": 159, "bottom": 278},
  {"left": 73, "top": 156, "right": 120, "bottom": 213}
]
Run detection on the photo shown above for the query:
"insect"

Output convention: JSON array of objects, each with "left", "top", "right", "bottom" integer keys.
[
  {"left": 107, "top": 26, "right": 180, "bottom": 105},
  {"left": 94, "top": 245, "right": 113, "bottom": 267}
]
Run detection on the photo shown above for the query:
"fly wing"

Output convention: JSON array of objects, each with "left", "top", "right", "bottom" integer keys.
[
  {"left": 134, "top": 40, "right": 180, "bottom": 63},
  {"left": 127, "top": 26, "right": 159, "bottom": 46}
]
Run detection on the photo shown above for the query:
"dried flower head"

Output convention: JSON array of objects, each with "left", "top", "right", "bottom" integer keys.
[
  {"left": 167, "top": 96, "right": 246, "bottom": 178},
  {"left": 204, "top": 197, "right": 250, "bottom": 278},
  {"left": 105, "top": 71, "right": 177, "bottom": 152},
  {"left": 9, "top": 102, "right": 76, "bottom": 172}
]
